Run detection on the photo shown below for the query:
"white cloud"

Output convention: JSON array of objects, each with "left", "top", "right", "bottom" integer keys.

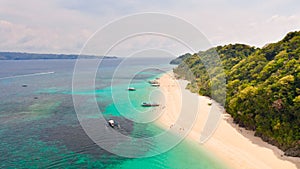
[
  {"left": 0, "top": 0, "right": 99, "bottom": 53},
  {"left": 0, "top": 19, "right": 93, "bottom": 53},
  {"left": 105, "top": 34, "right": 192, "bottom": 57},
  {"left": 0, "top": 0, "right": 299, "bottom": 54}
]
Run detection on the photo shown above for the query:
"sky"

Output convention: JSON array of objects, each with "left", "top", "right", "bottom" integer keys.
[{"left": 0, "top": 0, "right": 300, "bottom": 56}]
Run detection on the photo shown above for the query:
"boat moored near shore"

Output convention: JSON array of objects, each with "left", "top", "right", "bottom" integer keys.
[
  {"left": 151, "top": 83, "right": 160, "bottom": 87},
  {"left": 148, "top": 80, "right": 159, "bottom": 84},
  {"left": 141, "top": 102, "right": 160, "bottom": 107}
]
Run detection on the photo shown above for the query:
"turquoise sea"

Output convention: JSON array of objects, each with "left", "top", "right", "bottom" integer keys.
[{"left": 0, "top": 58, "right": 226, "bottom": 169}]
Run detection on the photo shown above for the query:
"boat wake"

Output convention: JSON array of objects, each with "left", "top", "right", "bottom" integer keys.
[{"left": 0, "top": 71, "right": 55, "bottom": 80}]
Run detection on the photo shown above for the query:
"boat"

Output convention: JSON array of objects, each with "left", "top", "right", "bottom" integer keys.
[
  {"left": 128, "top": 87, "right": 136, "bottom": 91},
  {"left": 108, "top": 119, "right": 115, "bottom": 128},
  {"left": 22, "top": 84, "right": 28, "bottom": 87},
  {"left": 148, "top": 80, "right": 160, "bottom": 87},
  {"left": 141, "top": 102, "right": 160, "bottom": 107},
  {"left": 148, "top": 80, "right": 159, "bottom": 84},
  {"left": 151, "top": 83, "right": 160, "bottom": 87}
]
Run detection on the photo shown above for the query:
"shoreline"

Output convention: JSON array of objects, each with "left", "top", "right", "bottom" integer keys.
[
  {"left": 155, "top": 72, "right": 299, "bottom": 169},
  {"left": 225, "top": 114, "right": 300, "bottom": 168}
]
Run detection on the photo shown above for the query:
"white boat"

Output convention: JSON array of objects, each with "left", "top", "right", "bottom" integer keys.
[
  {"left": 148, "top": 80, "right": 159, "bottom": 84},
  {"left": 108, "top": 119, "right": 115, "bottom": 127},
  {"left": 141, "top": 102, "right": 160, "bottom": 107},
  {"left": 128, "top": 87, "right": 136, "bottom": 91},
  {"left": 151, "top": 83, "right": 160, "bottom": 87}
]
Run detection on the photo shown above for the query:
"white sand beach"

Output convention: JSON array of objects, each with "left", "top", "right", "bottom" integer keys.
[{"left": 156, "top": 72, "right": 299, "bottom": 169}]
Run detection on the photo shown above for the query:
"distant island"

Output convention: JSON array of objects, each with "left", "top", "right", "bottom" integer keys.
[
  {"left": 0, "top": 52, "right": 117, "bottom": 60},
  {"left": 171, "top": 30, "right": 300, "bottom": 157}
]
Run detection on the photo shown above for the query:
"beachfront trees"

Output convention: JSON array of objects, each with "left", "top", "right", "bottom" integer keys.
[{"left": 171, "top": 30, "right": 300, "bottom": 157}]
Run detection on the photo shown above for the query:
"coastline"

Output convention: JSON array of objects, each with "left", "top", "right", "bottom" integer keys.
[{"left": 155, "top": 72, "right": 299, "bottom": 169}]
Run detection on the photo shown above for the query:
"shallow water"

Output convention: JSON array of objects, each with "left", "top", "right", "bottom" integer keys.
[{"left": 0, "top": 58, "right": 225, "bottom": 169}]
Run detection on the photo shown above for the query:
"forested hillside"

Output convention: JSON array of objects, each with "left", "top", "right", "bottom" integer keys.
[{"left": 172, "top": 31, "right": 300, "bottom": 157}]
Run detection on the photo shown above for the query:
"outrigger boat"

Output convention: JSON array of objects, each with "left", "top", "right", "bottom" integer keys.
[
  {"left": 141, "top": 102, "right": 160, "bottom": 107},
  {"left": 148, "top": 80, "right": 160, "bottom": 87},
  {"left": 148, "top": 80, "right": 159, "bottom": 84},
  {"left": 151, "top": 83, "right": 160, "bottom": 87}
]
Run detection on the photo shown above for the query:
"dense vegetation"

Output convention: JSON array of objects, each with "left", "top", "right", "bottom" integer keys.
[
  {"left": 172, "top": 31, "right": 300, "bottom": 157},
  {"left": 0, "top": 52, "right": 117, "bottom": 60},
  {"left": 170, "top": 53, "right": 192, "bottom": 64}
]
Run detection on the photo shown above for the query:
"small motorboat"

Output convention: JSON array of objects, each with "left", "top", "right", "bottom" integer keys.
[
  {"left": 107, "top": 119, "right": 120, "bottom": 128},
  {"left": 141, "top": 102, "right": 160, "bottom": 107},
  {"left": 108, "top": 119, "right": 115, "bottom": 128},
  {"left": 128, "top": 87, "right": 136, "bottom": 91},
  {"left": 22, "top": 84, "right": 28, "bottom": 87}
]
